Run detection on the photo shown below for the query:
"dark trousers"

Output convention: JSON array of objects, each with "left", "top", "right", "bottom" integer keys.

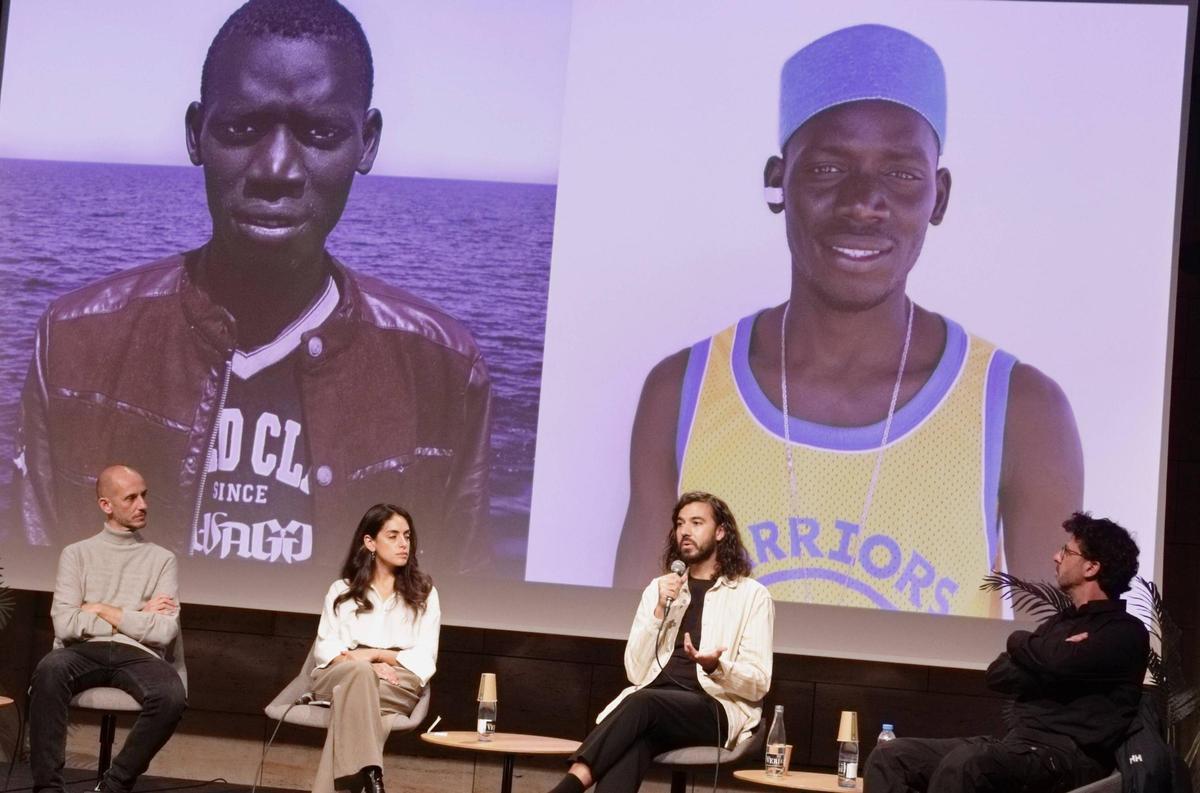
[
  {"left": 864, "top": 733, "right": 1108, "bottom": 793},
  {"left": 30, "top": 642, "right": 187, "bottom": 793},
  {"left": 572, "top": 688, "right": 728, "bottom": 793}
]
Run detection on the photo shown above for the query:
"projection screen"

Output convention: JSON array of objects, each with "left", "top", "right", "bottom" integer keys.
[{"left": 0, "top": 0, "right": 1193, "bottom": 668}]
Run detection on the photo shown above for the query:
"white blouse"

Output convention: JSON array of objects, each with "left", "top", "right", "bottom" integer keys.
[{"left": 313, "top": 579, "right": 441, "bottom": 685}]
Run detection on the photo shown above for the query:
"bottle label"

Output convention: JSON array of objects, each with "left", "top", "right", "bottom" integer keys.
[
  {"left": 765, "top": 744, "right": 786, "bottom": 775},
  {"left": 839, "top": 760, "right": 858, "bottom": 779},
  {"left": 477, "top": 718, "right": 495, "bottom": 736}
]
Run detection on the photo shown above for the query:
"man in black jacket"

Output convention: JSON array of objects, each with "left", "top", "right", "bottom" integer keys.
[
  {"left": 16, "top": 0, "right": 492, "bottom": 579},
  {"left": 865, "top": 512, "right": 1149, "bottom": 792}
]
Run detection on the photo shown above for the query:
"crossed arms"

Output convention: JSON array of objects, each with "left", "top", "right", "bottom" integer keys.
[{"left": 50, "top": 546, "right": 180, "bottom": 649}]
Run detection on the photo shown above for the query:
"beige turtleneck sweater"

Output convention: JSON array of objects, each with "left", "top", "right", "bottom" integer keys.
[{"left": 50, "top": 525, "right": 180, "bottom": 658}]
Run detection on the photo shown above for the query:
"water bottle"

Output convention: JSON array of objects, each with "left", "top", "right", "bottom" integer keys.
[
  {"left": 837, "top": 739, "right": 859, "bottom": 787},
  {"left": 764, "top": 704, "right": 786, "bottom": 776},
  {"left": 878, "top": 723, "right": 896, "bottom": 743},
  {"left": 477, "top": 699, "right": 497, "bottom": 741},
  {"left": 476, "top": 672, "right": 498, "bottom": 741}
]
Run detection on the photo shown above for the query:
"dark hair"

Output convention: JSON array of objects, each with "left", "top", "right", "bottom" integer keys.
[
  {"left": 1064, "top": 511, "right": 1140, "bottom": 598},
  {"left": 201, "top": 0, "right": 374, "bottom": 108},
  {"left": 335, "top": 503, "right": 432, "bottom": 615},
  {"left": 661, "top": 492, "right": 753, "bottom": 580}
]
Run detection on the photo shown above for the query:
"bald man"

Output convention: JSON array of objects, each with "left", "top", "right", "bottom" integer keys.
[{"left": 29, "top": 465, "right": 186, "bottom": 793}]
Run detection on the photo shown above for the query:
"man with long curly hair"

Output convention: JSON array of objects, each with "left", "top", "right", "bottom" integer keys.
[{"left": 547, "top": 492, "right": 774, "bottom": 793}]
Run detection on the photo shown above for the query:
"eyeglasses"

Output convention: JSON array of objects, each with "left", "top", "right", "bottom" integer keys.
[{"left": 1059, "top": 544, "right": 1086, "bottom": 560}]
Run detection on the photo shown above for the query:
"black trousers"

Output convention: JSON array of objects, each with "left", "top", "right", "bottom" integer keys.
[
  {"left": 572, "top": 687, "right": 729, "bottom": 793},
  {"left": 863, "top": 733, "right": 1108, "bottom": 793},
  {"left": 30, "top": 642, "right": 187, "bottom": 793}
]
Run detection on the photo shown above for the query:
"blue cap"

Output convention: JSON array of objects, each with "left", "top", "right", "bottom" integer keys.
[{"left": 779, "top": 24, "right": 946, "bottom": 153}]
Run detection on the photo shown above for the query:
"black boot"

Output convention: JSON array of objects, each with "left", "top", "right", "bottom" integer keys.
[
  {"left": 362, "top": 766, "right": 385, "bottom": 793},
  {"left": 548, "top": 774, "right": 585, "bottom": 793}
]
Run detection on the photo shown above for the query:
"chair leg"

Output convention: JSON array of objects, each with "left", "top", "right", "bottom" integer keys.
[
  {"left": 97, "top": 713, "right": 117, "bottom": 778},
  {"left": 670, "top": 768, "right": 687, "bottom": 793}
]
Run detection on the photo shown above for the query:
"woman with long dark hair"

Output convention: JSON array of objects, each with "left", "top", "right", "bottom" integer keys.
[{"left": 308, "top": 504, "right": 440, "bottom": 793}]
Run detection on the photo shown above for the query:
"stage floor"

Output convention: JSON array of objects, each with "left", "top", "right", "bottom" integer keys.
[{"left": 1, "top": 764, "right": 302, "bottom": 793}]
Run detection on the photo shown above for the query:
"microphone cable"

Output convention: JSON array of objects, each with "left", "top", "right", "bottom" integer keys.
[
  {"left": 0, "top": 697, "right": 98, "bottom": 793},
  {"left": 652, "top": 561, "right": 688, "bottom": 688},
  {"left": 251, "top": 698, "right": 306, "bottom": 793},
  {"left": 2, "top": 698, "right": 25, "bottom": 793},
  {"left": 115, "top": 778, "right": 228, "bottom": 793},
  {"left": 651, "top": 570, "right": 726, "bottom": 793},
  {"left": 0, "top": 698, "right": 226, "bottom": 793},
  {"left": 4, "top": 773, "right": 227, "bottom": 793}
]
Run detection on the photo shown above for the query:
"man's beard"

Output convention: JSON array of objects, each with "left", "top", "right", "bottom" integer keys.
[{"left": 679, "top": 540, "right": 716, "bottom": 565}]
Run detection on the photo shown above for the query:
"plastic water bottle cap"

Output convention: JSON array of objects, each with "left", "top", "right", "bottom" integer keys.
[{"left": 882, "top": 724, "right": 894, "bottom": 731}]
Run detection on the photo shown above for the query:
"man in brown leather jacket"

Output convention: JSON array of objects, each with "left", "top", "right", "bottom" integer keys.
[{"left": 16, "top": 0, "right": 493, "bottom": 578}]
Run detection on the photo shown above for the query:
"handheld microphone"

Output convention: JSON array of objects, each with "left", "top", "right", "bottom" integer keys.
[
  {"left": 664, "top": 558, "right": 687, "bottom": 610},
  {"left": 295, "top": 692, "right": 315, "bottom": 706}
]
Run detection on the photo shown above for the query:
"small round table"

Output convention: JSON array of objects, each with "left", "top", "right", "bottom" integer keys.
[
  {"left": 421, "top": 730, "right": 580, "bottom": 793},
  {"left": 734, "top": 769, "right": 863, "bottom": 792}
]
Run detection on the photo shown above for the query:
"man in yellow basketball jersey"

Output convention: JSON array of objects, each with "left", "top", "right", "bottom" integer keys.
[{"left": 614, "top": 24, "right": 1081, "bottom": 618}]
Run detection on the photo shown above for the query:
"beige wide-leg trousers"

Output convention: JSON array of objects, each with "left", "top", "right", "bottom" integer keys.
[{"left": 309, "top": 659, "right": 422, "bottom": 793}]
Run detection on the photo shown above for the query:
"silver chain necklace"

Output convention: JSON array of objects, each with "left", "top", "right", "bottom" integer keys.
[{"left": 780, "top": 297, "right": 915, "bottom": 588}]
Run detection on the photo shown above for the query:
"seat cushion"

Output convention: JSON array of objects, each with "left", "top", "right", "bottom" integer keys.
[
  {"left": 655, "top": 716, "right": 765, "bottom": 766},
  {"left": 71, "top": 688, "right": 141, "bottom": 712},
  {"left": 655, "top": 735, "right": 759, "bottom": 766},
  {"left": 279, "top": 703, "right": 333, "bottom": 729},
  {"left": 269, "top": 685, "right": 430, "bottom": 733}
]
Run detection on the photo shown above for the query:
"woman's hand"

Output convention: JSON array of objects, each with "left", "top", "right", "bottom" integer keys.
[
  {"left": 334, "top": 647, "right": 380, "bottom": 664},
  {"left": 372, "top": 662, "right": 402, "bottom": 685}
]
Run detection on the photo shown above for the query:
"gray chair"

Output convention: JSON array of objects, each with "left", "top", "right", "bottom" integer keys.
[
  {"left": 1068, "top": 769, "right": 1122, "bottom": 793},
  {"left": 654, "top": 716, "right": 766, "bottom": 793},
  {"left": 264, "top": 641, "right": 431, "bottom": 733},
  {"left": 69, "top": 632, "right": 187, "bottom": 777}
]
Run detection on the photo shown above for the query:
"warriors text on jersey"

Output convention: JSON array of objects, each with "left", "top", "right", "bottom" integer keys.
[{"left": 676, "top": 312, "right": 1016, "bottom": 617}]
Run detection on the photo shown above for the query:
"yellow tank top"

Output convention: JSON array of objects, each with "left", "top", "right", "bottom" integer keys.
[{"left": 676, "top": 312, "right": 1016, "bottom": 618}]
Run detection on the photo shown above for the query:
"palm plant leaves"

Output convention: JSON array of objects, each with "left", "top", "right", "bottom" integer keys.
[
  {"left": 0, "top": 563, "right": 12, "bottom": 632},
  {"left": 979, "top": 571, "right": 1072, "bottom": 618},
  {"left": 1128, "top": 577, "right": 1198, "bottom": 724}
]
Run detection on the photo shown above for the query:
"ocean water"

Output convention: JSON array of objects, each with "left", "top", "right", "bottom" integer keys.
[{"left": 0, "top": 158, "right": 553, "bottom": 567}]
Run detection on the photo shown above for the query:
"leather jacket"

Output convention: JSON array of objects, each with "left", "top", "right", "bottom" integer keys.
[{"left": 17, "top": 248, "right": 493, "bottom": 575}]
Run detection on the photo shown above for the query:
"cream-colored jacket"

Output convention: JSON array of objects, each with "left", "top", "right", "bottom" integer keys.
[{"left": 597, "top": 574, "right": 774, "bottom": 748}]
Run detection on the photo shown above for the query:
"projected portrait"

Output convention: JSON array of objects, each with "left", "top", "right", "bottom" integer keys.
[
  {"left": 614, "top": 25, "right": 1080, "bottom": 616},
  {"left": 525, "top": 0, "right": 1181, "bottom": 630},
  {"left": 2, "top": 0, "right": 567, "bottom": 596}
]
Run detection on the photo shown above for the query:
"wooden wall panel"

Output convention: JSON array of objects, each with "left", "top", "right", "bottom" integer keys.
[{"left": 0, "top": 585, "right": 1151, "bottom": 787}]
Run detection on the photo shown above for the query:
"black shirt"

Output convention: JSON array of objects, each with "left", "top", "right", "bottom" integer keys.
[
  {"left": 986, "top": 598, "right": 1149, "bottom": 754},
  {"left": 649, "top": 577, "right": 718, "bottom": 692},
  {"left": 196, "top": 349, "right": 316, "bottom": 566}
]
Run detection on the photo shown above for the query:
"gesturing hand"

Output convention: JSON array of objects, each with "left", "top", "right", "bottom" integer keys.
[
  {"left": 683, "top": 631, "right": 726, "bottom": 674},
  {"left": 140, "top": 594, "right": 178, "bottom": 615}
]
